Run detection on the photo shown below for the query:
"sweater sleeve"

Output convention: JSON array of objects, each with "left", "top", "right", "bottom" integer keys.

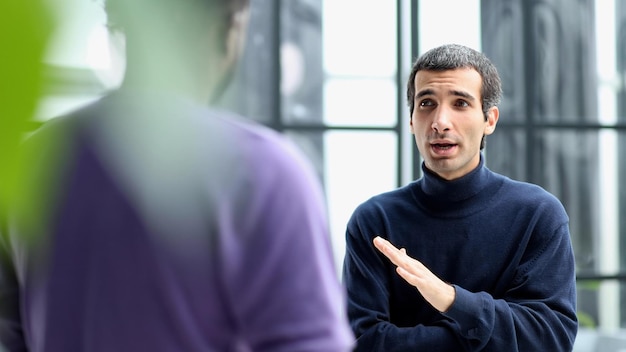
[
  {"left": 343, "top": 213, "right": 465, "bottom": 351},
  {"left": 443, "top": 222, "right": 578, "bottom": 351}
]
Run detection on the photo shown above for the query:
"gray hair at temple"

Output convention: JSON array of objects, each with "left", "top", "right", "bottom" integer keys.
[{"left": 406, "top": 44, "right": 502, "bottom": 122}]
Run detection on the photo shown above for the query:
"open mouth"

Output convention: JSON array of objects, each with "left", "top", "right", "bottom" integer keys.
[{"left": 432, "top": 143, "right": 456, "bottom": 150}]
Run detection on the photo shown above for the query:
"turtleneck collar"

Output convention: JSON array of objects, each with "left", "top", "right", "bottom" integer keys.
[{"left": 419, "top": 154, "right": 492, "bottom": 203}]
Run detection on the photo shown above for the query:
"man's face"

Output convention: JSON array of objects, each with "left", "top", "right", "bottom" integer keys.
[{"left": 409, "top": 68, "right": 498, "bottom": 180}]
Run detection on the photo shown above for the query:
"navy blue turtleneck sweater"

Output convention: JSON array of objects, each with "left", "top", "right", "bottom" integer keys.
[{"left": 342, "top": 156, "right": 577, "bottom": 351}]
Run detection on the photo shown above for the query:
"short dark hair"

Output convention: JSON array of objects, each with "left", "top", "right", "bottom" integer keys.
[
  {"left": 104, "top": 0, "right": 250, "bottom": 33},
  {"left": 406, "top": 44, "right": 502, "bottom": 121}
]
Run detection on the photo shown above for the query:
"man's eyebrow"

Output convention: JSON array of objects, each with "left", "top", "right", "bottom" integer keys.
[
  {"left": 415, "top": 89, "right": 434, "bottom": 99},
  {"left": 415, "top": 89, "right": 477, "bottom": 102},
  {"left": 450, "top": 90, "right": 476, "bottom": 101}
]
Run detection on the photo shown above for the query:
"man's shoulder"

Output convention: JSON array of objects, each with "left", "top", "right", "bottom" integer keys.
[
  {"left": 208, "top": 110, "right": 316, "bottom": 178},
  {"left": 351, "top": 184, "right": 414, "bottom": 216},
  {"left": 494, "top": 173, "right": 566, "bottom": 212},
  {"left": 209, "top": 110, "right": 290, "bottom": 152}
]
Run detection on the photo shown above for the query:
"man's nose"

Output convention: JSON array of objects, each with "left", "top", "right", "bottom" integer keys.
[{"left": 431, "top": 107, "right": 452, "bottom": 133}]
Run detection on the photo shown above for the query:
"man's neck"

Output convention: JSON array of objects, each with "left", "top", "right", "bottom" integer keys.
[{"left": 120, "top": 38, "right": 223, "bottom": 105}]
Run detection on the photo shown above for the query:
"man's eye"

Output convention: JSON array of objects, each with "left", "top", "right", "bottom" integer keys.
[
  {"left": 419, "top": 100, "right": 434, "bottom": 107},
  {"left": 455, "top": 100, "right": 469, "bottom": 107}
]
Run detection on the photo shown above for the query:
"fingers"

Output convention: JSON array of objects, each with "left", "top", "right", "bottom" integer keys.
[
  {"left": 373, "top": 236, "right": 404, "bottom": 266},
  {"left": 373, "top": 236, "right": 425, "bottom": 277},
  {"left": 396, "top": 266, "right": 417, "bottom": 283},
  {"left": 372, "top": 236, "right": 456, "bottom": 312},
  {"left": 373, "top": 237, "right": 424, "bottom": 290},
  {"left": 373, "top": 236, "right": 414, "bottom": 271}
]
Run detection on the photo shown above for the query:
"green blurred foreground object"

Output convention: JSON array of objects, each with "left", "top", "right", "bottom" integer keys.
[{"left": 0, "top": 0, "right": 55, "bottom": 216}]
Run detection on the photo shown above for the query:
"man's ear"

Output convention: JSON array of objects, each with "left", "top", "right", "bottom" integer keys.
[
  {"left": 484, "top": 106, "right": 499, "bottom": 135},
  {"left": 223, "top": 8, "right": 250, "bottom": 61}
]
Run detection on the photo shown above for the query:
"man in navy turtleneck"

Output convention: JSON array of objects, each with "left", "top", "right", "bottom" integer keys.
[{"left": 342, "top": 44, "right": 577, "bottom": 351}]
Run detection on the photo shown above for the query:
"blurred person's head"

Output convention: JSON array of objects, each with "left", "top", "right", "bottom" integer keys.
[
  {"left": 406, "top": 44, "right": 502, "bottom": 137},
  {"left": 104, "top": 0, "right": 250, "bottom": 103}
]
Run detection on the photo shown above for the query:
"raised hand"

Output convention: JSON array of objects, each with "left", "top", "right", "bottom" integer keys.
[{"left": 373, "top": 236, "right": 456, "bottom": 313}]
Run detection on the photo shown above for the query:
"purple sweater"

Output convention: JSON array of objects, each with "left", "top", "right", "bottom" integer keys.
[{"left": 0, "top": 90, "right": 354, "bottom": 351}]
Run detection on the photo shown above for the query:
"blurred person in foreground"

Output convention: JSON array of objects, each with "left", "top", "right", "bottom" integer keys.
[
  {"left": 342, "top": 44, "right": 577, "bottom": 351},
  {"left": 0, "top": 0, "right": 354, "bottom": 351}
]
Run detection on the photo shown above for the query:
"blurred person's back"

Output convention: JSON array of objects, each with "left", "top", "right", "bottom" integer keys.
[{"left": 0, "top": 1, "right": 354, "bottom": 351}]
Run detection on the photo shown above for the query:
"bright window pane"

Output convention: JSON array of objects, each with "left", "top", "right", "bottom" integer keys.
[
  {"left": 418, "top": 0, "right": 481, "bottom": 53},
  {"left": 324, "top": 78, "right": 397, "bottom": 126},
  {"left": 324, "top": 131, "right": 397, "bottom": 272},
  {"left": 323, "top": 0, "right": 396, "bottom": 77}
]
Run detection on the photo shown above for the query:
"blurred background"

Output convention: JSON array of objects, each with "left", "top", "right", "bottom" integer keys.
[{"left": 17, "top": 0, "right": 626, "bottom": 350}]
